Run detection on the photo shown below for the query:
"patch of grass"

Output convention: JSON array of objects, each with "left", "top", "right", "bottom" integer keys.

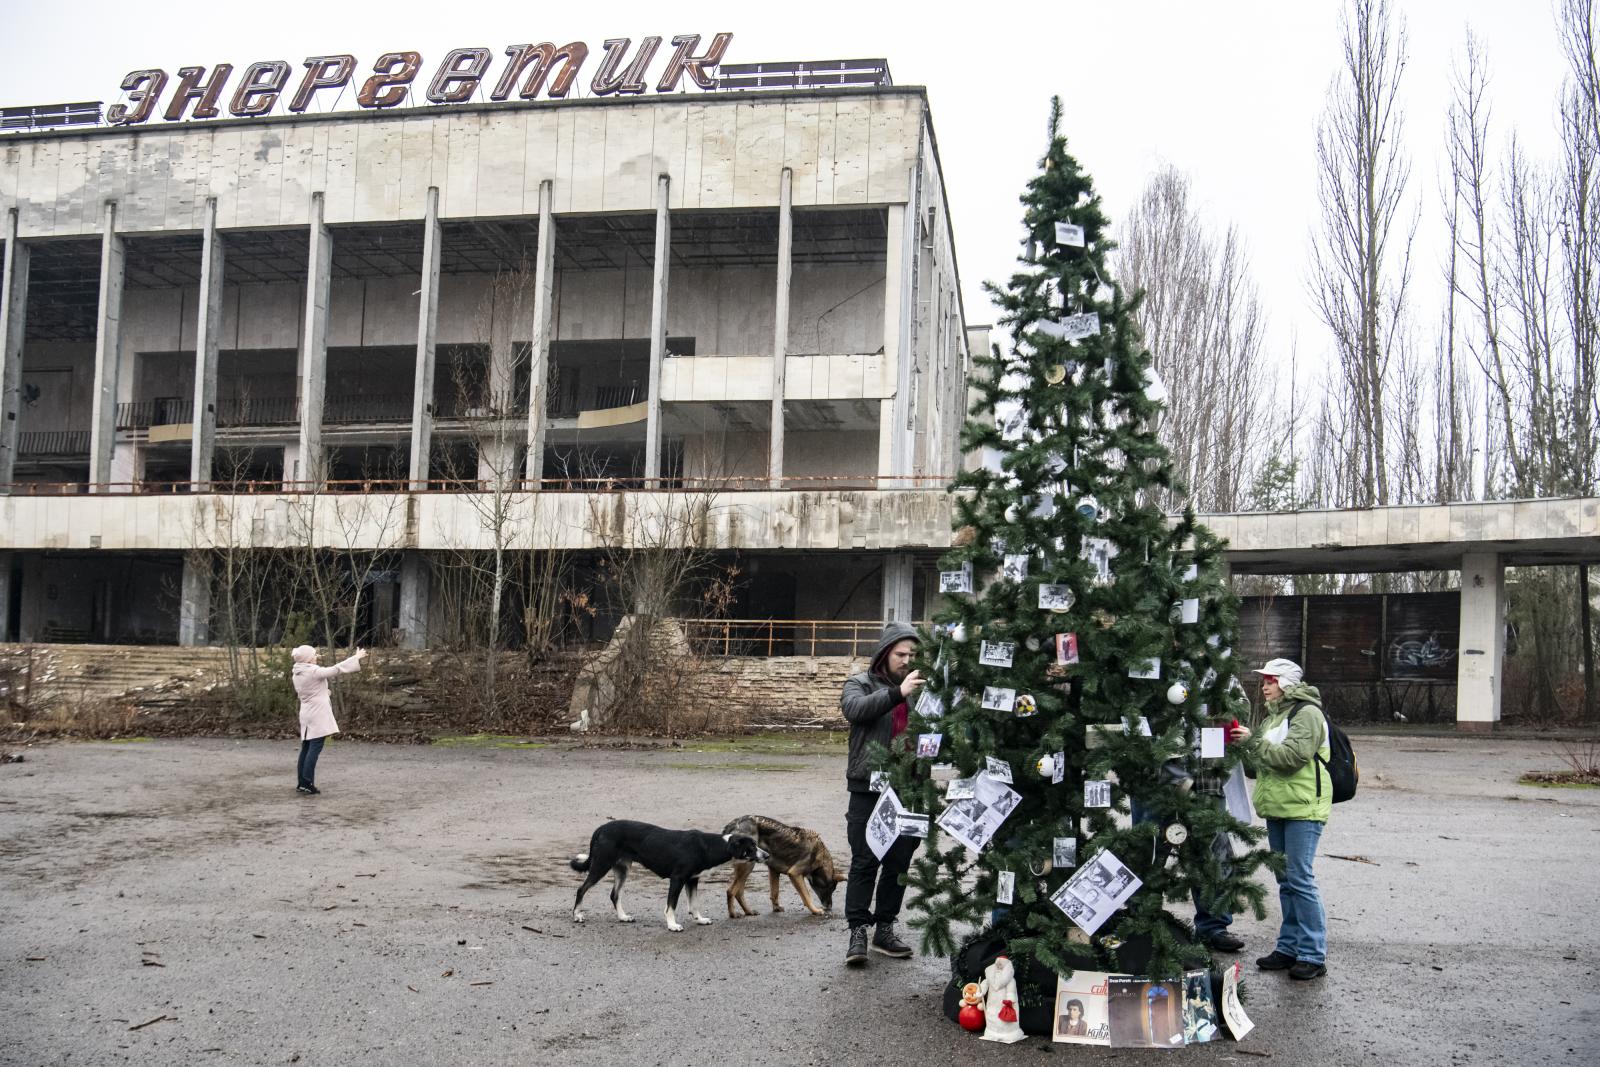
[
  {"left": 678, "top": 734, "right": 846, "bottom": 756},
  {"left": 430, "top": 734, "right": 548, "bottom": 749},
  {"left": 660, "top": 761, "right": 805, "bottom": 773},
  {"left": 1518, "top": 773, "right": 1600, "bottom": 789},
  {"left": 93, "top": 736, "right": 155, "bottom": 744}
]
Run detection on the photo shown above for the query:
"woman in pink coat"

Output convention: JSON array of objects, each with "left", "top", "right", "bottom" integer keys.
[{"left": 291, "top": 644, "right": 366, "bottom": 795}]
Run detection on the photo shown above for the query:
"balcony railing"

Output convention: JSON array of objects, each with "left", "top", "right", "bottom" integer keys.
[
  {"left": 676, "top": 617, "right": 921, "bottom": 657},
  {"left": 116, "top": 387, "right": 652, "bottom": 430},
  {"left": 0, "top": 473, "right": 951, "bottom": 496},
  {"left": 17, "top": 430, "right": 91, "bottom": 456}
]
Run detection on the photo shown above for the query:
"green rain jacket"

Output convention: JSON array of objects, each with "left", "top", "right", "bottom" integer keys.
[{"left": 1245, "top": 682, "right": 1332, "bottom": 823}]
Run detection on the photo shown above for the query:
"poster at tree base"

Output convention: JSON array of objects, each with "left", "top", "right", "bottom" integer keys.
[
  {"left": 1221, "top": 962, "right": 1254, "bottom": 1040},
  {"left": 1181, "top": 970, "right": 1219, "bottom": 1044},
  {"left": 1053, "top": 970, "right": 1112, "bottom": 1045},
  {"left": 1107, "top": 976, "right": 1185, "bottom": 1048}
]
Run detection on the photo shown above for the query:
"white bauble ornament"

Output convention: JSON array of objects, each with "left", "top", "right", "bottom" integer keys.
[
  {"left": 1036, "top": 753, "right": 1057, "bottom": 778},
  {"left": 1024, "top": 635, "right": 1041, "bottom": 652},
  {"left": 1166, "top": 682, "right": 1189, "bottom": 705},
  {"left": 951, "top": 622, "right": 968, "bottom": 644},
  {"left": 1004, "top": 503, "right": 1021, "bottom": 523}
]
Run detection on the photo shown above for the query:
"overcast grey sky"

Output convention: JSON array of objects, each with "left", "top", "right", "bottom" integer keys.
[{"left": 0, "top": 0, "right": 1574, "bottom": 379}]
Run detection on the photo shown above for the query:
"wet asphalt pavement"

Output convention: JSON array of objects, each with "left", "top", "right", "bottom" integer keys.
[{"left": 1, "top": 733, "right": 1596, "bottom": 1066}]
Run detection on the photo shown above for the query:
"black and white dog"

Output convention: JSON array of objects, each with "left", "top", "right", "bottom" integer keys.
[{"left": 570, "top": 820, "right": 761, "bottom": 931}]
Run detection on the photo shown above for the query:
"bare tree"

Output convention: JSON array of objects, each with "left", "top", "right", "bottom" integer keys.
[
  {"left": 1119, "top": 166, "right": 1273, "bottom": 512},
  {"left": 1310, "top": 0, "right": 1416, "bottom": 507},
  {"left": 427, "top": 261, "right": 577, "bottom": 716}
]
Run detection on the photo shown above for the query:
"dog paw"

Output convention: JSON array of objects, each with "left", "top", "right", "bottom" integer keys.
[
  {"left": 771, "top": 904, "right": 785, "bottom": 913},
  {"left": 616, "top": 912, "right": 634, "bottom": 923},
  {"left": 695, "top": 915, "right": 713, "bottom": 926},
  {"left": 573, "top": 912, "right": 586, "bottom": 924},
  {"left": 667, "top": 921, "right": 685, "bottom": 932}
]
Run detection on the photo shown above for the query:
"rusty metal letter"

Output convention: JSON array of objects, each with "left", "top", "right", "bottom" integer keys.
[
  {"left": 591, "top": 37, "right": 662, "bottom": 97},
  {"left": 229, "top": 61, "right": 291, "bottom": 117},
  {"left": 490, "top": 41, "right": 589, "bottom": 101},
  {"left": 657, "top": 33, "right": 733, "bottom": 92},
  {"left": 289, "top": 54, "right": 356, "bottom": 113},
  {"left": 358, "top": 51, "right": 421, "bottom": 108},
  {"left": 106, "top": 69, "right": 168, "bottom": 125},
  {"left": 163, "top": 65, "right": 234, "bottom": 121},
  {"left": 426, "top": 48, "right": 491, "bottom": 104}
]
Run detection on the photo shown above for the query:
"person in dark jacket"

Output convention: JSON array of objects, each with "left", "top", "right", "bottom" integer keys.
[{"left": 841, "top": 620, "right": 924, "bottom": 967}]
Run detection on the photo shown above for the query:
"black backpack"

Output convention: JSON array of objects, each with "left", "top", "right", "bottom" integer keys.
[{"left": 1289, "top": 703, "right": 1358, "bottom": 803}]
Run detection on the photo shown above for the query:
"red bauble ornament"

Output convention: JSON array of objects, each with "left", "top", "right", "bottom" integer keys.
[{"left": 959, "top": 1003, "right": 984, "bottom": 1032}]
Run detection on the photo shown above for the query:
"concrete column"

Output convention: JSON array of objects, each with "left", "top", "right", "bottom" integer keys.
[
  {"left": 282, "top": 442, "right": 301, "bottom": 488},
  {"left": 881, "top": 552, "right": 915, "bottom": 622},
  {"left": 1456, "top": 552, "right": 1506, "bottom": 730},
  {"left": 408, "top": 187, "right": 441, "bottom": 491},
  {"left": 88, "top": 201, "right": 125, "bottom": 491},
  {"left": 480, "top": 250, "right": 520, "bottom": 490},
  {"left": 178, "top": 552, "right": 211, "bottom": 646},
  {"left": 880, "top": 203, "right": 906, "bottom": 484},
  {"left": 0, "top": 210, "right": 29, "bottom": 490},
  {"left": 888, "top": 169, "right": 920, "bottom": 485},
  {"left": 768, "top": 169, "right": 793, "bottom": 489},
  {"left": 190, "top": 198, "right": 225, "bottom": 488},
  {"left": 526, "top": 180, "right": 556, "bottom": 486},
  {"left": 0, "top": 550, "right": 12, "bottom": 642},
  {"left": 298, "top": 193, "right": 332, "bottom": 487},
  {"left": 644, "top": 174, "right": 671, "bottom": 484},
  {"left": 0, "top": 211, "right": 28, "bottom": 489},
  {"left": 398, "top": 550, "right": 430, "bottom": 650}
]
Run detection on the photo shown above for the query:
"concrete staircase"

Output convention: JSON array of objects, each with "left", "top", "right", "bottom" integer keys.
[{"left": 1, "top": 644, "right": 236, "bottom": 708}]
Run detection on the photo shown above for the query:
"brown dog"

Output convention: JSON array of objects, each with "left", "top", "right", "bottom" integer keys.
[{"left": 722, "top": 815, "right": 845, "bottom": 918}]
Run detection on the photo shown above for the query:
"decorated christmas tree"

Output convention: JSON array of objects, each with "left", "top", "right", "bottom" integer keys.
[{"left": 881, "top": 99, "right": 1271, "bottom": 990}]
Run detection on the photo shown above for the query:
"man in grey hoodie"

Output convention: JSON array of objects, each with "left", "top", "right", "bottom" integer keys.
[{"left": 840, "top": 620, "right": 925, "bottom": 967}]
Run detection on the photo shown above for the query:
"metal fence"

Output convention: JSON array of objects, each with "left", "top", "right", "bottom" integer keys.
[{"left": 677, "top": 618, "right": 906, "bottom": 658}]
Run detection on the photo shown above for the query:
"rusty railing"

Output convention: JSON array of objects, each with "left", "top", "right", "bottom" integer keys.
[{"left": 677, "top": 617, "right": 926, "bottom": 658}]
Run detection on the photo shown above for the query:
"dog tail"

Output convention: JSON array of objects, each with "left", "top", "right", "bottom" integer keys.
[{"left": 569, "top": 853, "right": 591, "bottom": 873}]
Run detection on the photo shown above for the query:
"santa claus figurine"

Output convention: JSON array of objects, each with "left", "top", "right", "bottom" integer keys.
[{"left": 978, "top": 955, "right": 1026, "bottom": 1043}]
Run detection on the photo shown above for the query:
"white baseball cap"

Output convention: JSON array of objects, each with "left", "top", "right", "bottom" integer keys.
[{"left": 1252, "top": 658, "right": 1303, "bottom": 687}]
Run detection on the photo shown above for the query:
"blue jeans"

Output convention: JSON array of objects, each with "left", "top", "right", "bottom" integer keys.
[
  {"left": 1130, "top": 799, "right": 1233, "bottom": 939},
  {"left": 297, "top": 737, "right": 325, "bottom": 788},
  {"left": 1266, "top": 818, "right": 1326, "bottom": 964}
]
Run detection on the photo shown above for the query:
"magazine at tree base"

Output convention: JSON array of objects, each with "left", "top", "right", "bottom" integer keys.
[{"left": 1053, "top": 970, "right": 1111, "bottom": 1045}]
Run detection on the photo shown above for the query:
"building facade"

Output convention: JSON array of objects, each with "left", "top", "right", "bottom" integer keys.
[{"left": 0, "top": 82, "right": 982, "bottom": 647}]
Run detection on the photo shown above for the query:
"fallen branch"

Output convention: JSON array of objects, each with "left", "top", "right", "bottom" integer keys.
[
  {"left": 1326, "top": 854, "right": 1380, "bottom": 866},
  {"left": 128, "top": 1015, "right": 170, "bottom": 1031}
]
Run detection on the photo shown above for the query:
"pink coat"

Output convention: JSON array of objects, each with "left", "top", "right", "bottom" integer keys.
[{"left": 293, "top": 656, "right": 362, "bottom": 740}]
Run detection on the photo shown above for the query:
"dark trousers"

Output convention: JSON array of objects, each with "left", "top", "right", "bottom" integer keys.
[
  {"left": 297, "top": 737, "right": 325, "bottom": 788},
  {"left": 844, "top": 789, "right": 920, "bottom": 929}
]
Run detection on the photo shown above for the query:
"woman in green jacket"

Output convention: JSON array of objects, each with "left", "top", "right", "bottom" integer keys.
[{"left": 1228, "top": 657, "right": 1330, "bottom": 981}]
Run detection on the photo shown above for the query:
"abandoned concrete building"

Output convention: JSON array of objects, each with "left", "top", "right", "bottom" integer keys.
[{"left": 0, "top": 65, "right": 985, "bottom": 651}]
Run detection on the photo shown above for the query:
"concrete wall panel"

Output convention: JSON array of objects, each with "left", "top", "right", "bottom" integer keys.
[
  {"left": 567, "top": 108, "right": 609, "bottom": 214},
  {"left": 783, "top": 100, "right": 822, "bottom": 208},
  {"left": 696, "top": 102, "right": 739, "bottom": 210},
  {"left": 831, "top": 100, "right": 871, "bottom": 204},
  {"left": 601, "top": 105, "right": 655, "bottom": 213}
]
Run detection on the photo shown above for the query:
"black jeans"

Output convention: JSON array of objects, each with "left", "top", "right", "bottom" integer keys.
[
  {"left": 297, "top": 737, "right": 325, "bottom": 788},
  {"left": 844, "top": 789, "right": 920, "bottom": 929}
]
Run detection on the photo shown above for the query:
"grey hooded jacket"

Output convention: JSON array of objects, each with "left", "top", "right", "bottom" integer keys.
[{"left": 841, "top": 621, "right": 920, "bottom": 792}]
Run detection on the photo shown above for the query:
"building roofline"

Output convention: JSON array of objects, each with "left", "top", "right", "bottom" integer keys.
[{"left": 0, "top": 84, "right": 932, "bottom": 146}]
